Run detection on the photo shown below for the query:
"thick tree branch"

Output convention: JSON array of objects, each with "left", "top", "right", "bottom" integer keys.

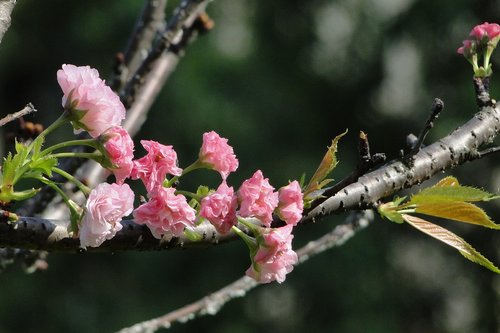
[
  {"left": 116, "top": 210, "right": 374, "bottom": 333},
  {"left": 1, "top": 99, "right": 499, "bottom": 251}
]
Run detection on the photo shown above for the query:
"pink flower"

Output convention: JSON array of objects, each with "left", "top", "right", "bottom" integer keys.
[
  {"left": 133, "top": 187, "right": 196, "bottom": 238},
  {"left": 237, "top": 170, "right": 279, "bottom": 227},
  {"left": 200, "top": 182, "right": 238, "bottom": 234},
  {"left": 457, "top": 39, "right": 475, "bottom": 55},
  {"left": 57, "top": 64, "right": 126, "bottom": 138},
  {"left": 100, "top": 126, "right": 134, "bottom": 184},
  {"left": 245, "top": 225, "right": 298, "bottom": 284},
  {"left": 199, "top": 131, "right": 238, "bottom": 179},
  {"left": 470, "top": 22, "right": 500, "bottom": 41},
  {"left": 131, "top": 140, "right": 183, "bottom": 193},
  {"left": 79, "top": 183, "right": 135, "bottom": 248},
  {"left": 277, "top": 181, "right": 304, "bottom": 226}
]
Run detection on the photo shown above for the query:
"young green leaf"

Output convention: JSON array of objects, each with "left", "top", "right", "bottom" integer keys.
[
  {"left": 414, "top": 201, "right": 500, "bottom": 229},
  {"left": 303, "top": 129, "right": 347, "bottom": 199},
  {"left": 402, "top": 214, "right": 500, "bottom": 273},
  {"left": 410, "top": 176, "right": 499, "bottom": 204}
]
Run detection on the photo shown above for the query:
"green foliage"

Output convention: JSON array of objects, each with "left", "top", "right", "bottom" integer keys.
[
  {"left": 303, "top": 130, "right": 347, "bottom": 202},
  {"left": 403, "top": 214, "right": 500, "bottom": 273},
  {"left": 378, "top": 176, "right": 500, "bottom": 273}
]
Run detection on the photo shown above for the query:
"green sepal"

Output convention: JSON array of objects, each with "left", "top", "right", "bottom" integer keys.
[
  {"left": 184, "top": 228, "right": 203, "bottom": 241},
  {"left": 377, "top": 200, "right": 406, "bottom": 224}
]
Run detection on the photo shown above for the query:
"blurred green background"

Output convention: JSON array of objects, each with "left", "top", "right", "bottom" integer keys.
[{"left": 1, "top": 0, "right": 500, "bottom": 332}]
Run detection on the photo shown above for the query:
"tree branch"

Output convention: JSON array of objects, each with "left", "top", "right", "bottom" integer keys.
[
  {"left": 0, "top": 0, "right": 16, "bottom": 45},
  {"left": 116, "top": 210, "right": 374, "bottom": 333},
  {"left": 1, "top": 98, "right": 498, "bottom": 251},
  {"left": 0, "top": 103, "right": 36, "bottom": 127}
]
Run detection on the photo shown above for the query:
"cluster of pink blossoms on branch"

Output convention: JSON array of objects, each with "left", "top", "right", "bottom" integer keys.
[
  {"left": 54, "top": 64, "right": 304, "bottom": 283},
  {"left": 457, "top": 22, "right": 500, "bottom": 77}
]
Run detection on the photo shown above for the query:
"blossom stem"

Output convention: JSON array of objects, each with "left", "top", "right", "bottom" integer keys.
[
  {"left": 174, "top": 189, "right": 201, "bottom": 201},
  {"left": 40, "top": 138, "right": 97, "bottom": 157},
  {"left": 50, "top": 151, "right": 103, "bottom": 161},
  {"left": 29, "top": 110, "right": 71, "bottom": 154},
  {"left": 52, "top": 167, "right": 91, "bottom": 196},
  {"left": 34, "top": 175, "right": 81, "bottom": 232},
  {"left": 231, "top": 225, "right": 257, "bottom": 251}
]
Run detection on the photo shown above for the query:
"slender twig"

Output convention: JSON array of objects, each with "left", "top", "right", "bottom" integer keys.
[
  {"left": 406, "top": 98, "right": 444, "bottom": 158},
  {"left": 115, "top": 211, "right": 374, "bottom": 333},
  {"left": 476, "top": 146, "right": 500, "bottom": 158},
  {"left": 0, "top": 0, "right": 17, "bottom": 45},
  {"left": 0, "top": 103, "right": 37, "bottom": 128}
]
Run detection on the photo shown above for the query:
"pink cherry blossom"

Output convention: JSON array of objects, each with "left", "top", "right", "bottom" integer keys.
[
  {"left": 79, "top": 182, "right": 135, "bottom": 248},
  {"left": 200, "top": 182, "right": 238, "bottom": 234},
  {"left": 277, "top": 181, "right": 304, "bottom": 226},
  {"left": 245, "top": 225, "right": 298, "bottom": 284},
  {"left": 57, "top": 64, "right": 126, "bottom": 138},
  {"left": 131, "top": 140, "right": 183, "bottom": 193},
  {"left": 470, "top": 22, "right": 500, "bottom": 41},
  {"left": 101, "top": 126, "right": 134, "bottom": 184},
  {"left": 199, "top": 131, "right": 239, "bottom": 179},
  {"left": 457, "top": 39, "right": 475, "bottom": 55},
  {"left": 133, "top": 187, "right": 196, "bottom": 238},
  {"left": 237, "top": 170, "right": 279, "bottom": 227}
]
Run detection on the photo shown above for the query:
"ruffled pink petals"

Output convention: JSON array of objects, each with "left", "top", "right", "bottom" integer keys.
[
  {"left": 200, "top": 182, "right": 238, "bottom": 234},
  {"left": 57, "top": 64, "right": 125, "bottom": 138},
  {"left": 237, "top": 170, "right": 279, "bottom": 227},
  {"left": 79, "top": 183, "right": 135, "bottom": 248},
  {"left": 199, "top": 131, "right": 239, "bottom": 179},
  {"left": 133, "top": 187, "right": 196, "bottom": 238},
  {"left": 277, "top": 181, "right": 304, "bottom": 226},
  {"left": 245, "top": 225, "right": 298, "bottom": 284},
  {"left": 100, "top": 126, "right": 134, "bottom": 184},
  {"left": 131, "top": 140, "right": 182, "bottom": 193}
]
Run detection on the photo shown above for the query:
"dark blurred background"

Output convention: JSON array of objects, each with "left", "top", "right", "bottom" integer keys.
[{"left": 1, "top": 0, "right": 499, "bottom": 332}]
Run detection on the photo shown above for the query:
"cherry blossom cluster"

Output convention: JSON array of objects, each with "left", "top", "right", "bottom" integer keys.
[
  {"left": 56, "top": 64, "right": 304, "bottom": 283},
  {"left": 457, "top": 22, "right": 500, "bottom": 77}
]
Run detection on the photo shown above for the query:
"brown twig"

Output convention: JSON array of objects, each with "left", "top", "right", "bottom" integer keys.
[{"left": 0, "top": 103, "right": 37, "bottom": 128}]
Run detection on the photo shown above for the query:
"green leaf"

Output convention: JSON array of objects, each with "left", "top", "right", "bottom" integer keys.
[
  {"left": 304, "top": 129, "right": 347, "bottom": 199},
  {"left": 409, "top": 176, "right": 499, "bottom": 204},
  {"left": 29, "top": 156, "right": 57, "bottom": 177},
  {"left": 414, "top": 201, "right": 500, "bottom": 229},
  {"left": 402, "top": 214, "right": 500, "bottom": 274}
]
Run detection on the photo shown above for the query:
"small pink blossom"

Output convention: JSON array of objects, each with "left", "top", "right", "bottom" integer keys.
[
  {"left": 237, "top": 170, "right": 279, "bottom": 227},
  {"left": 457, "top": 39, "right": 475, "bottom": 55},
  {"left": 79, "top": 183, "right": 135, "bottom": 248},
  {"left": 470, "top": 22, "right": 500, "bottom": 41},
  {"left": 277, "top": 181, "right": 304, "bottom": 226},
  {"left": 199, "top": 131, "right": 239, "bottom": 179},
  {"left": 131, "top": 140, "right": 183, "bottom": 192},
  {"left": 245, "top": 225, "right": 298, "bottom": 284},
  {"left": 200, "top": 182, "right": 238, "bottom": 234},
  {"left": 133, "top": 187, "right": 196, "bottom": 238},
  {"left": 101, "top": 126, "right": 134, "bottom": 184},
  {"left": 57, "top": 64, "right": 126, "bottom": 138}
]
